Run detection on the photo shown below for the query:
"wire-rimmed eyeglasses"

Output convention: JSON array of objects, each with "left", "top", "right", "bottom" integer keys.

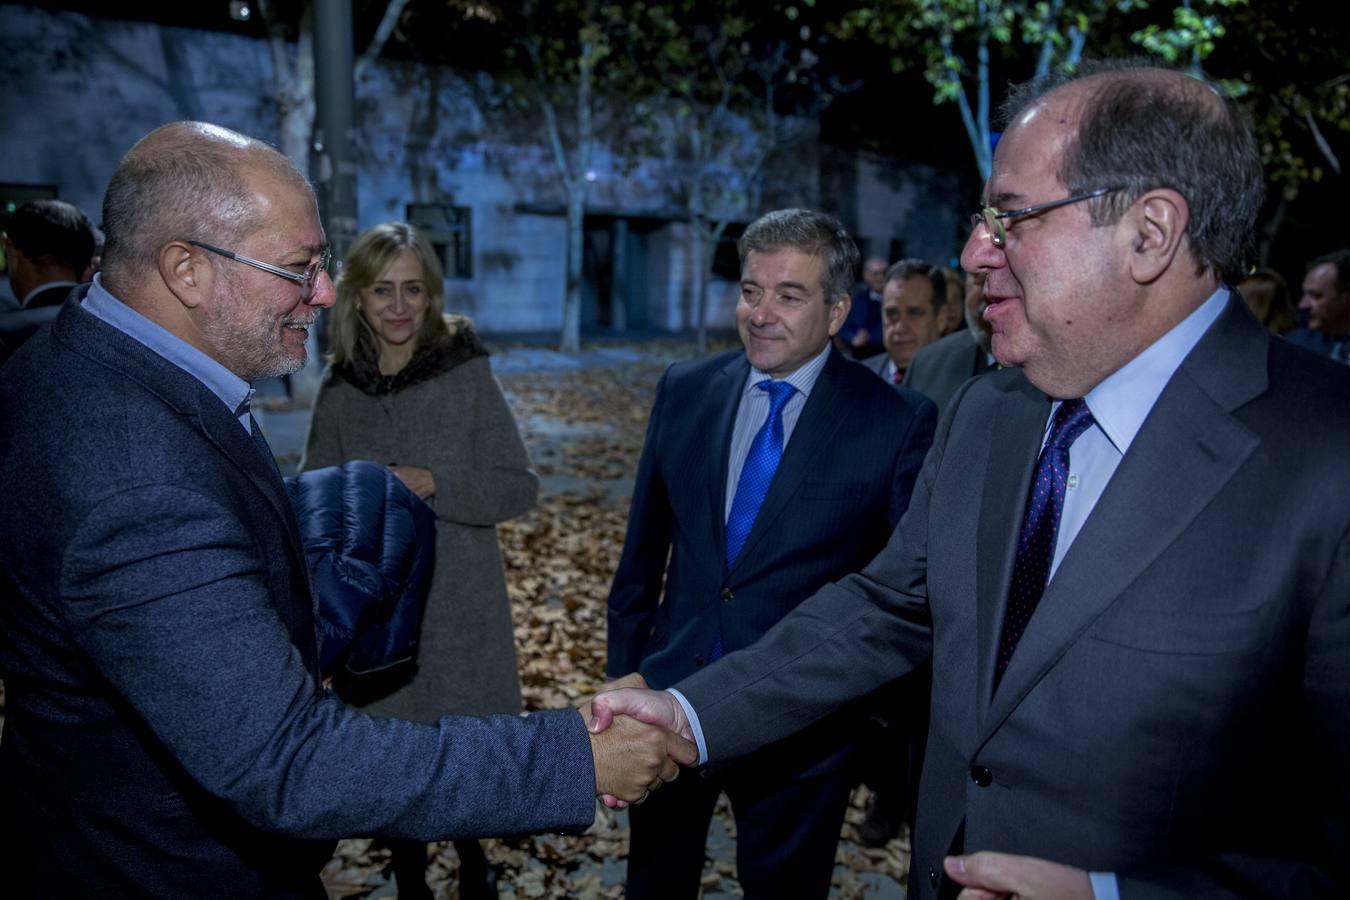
[
  {"left": 971, "top": 187, "right": 1124, "bottom": 249},
  {"left": 189, "top": 240, "right": 332, "bottom": 299}
]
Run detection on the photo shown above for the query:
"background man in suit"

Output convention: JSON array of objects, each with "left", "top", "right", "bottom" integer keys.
[
  {"left": 903, "top": 270, "right": 996, "bottom": 417},
  {"left": 592, "top": 60, "right": 1350, "bottom": 899},
  {"left": 0, "top": 121, "right": 693, "bottom": 898},
  {"left": 606, "top": 208, "right": 935, "bottom": 899},
  {"left": 0, "top": 198, "right": 96, "bottom": 365},
  {"left": 838, "top": 254, "right": 888, "bottom": 358},
  {"left": 1293, "top": 248, "right": 1350, "bottom": 362},
  {"left": 865, "top": 258, "right": 947, "bottom": 384}
]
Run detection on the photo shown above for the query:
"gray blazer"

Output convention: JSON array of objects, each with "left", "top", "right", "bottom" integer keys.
[
  {"left": 0, "top": 298, "right": 594, "bottom": 897},
  {"left": 902, "top": 328, "right": 993, "bottom": 418},
  {"left": 675, "top": 296, "right": 1350, "bottom": 898}
]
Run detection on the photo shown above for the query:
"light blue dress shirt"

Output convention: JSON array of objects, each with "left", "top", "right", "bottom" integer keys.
[
  {"left": 81, "top": 275, "right": 257, "bottom": 433},
  {"left": 671, "top": 288, "right": 1233, "bottom": 900},
  {"left": 722, "top": 342, "right": 831, "bottom": 521}
]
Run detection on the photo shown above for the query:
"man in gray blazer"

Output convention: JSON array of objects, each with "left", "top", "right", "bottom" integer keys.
[
  {"left": 592, "top": 61, "right": 1350, "bottom": 899},
  {"left": 0, "top": 121, "right": 693, "bottom": 898}
]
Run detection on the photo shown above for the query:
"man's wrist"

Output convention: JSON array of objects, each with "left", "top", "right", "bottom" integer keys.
[{"left": 665, "top": 688, "right": 708, "bottom": 764}]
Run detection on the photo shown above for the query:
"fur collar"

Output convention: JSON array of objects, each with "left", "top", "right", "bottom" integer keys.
[{"left": 335, "top": 319, "right": 488, "bottom": 397}]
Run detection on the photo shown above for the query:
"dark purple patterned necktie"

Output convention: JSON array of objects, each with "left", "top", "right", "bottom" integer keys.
[{"left": 995, "top": 398, "right": 1096, "bottom": 687}]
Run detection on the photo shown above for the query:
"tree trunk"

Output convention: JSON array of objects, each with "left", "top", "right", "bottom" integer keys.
[
  {"left": 611, "top": 218, "right": 628, "bottom": 333},
  {"left": 561, "top": 184, "right": 585, "bottom": 352},
  {"left": 1256, "top": 196, "right": 1287, "bottom": 268},
  {"left": 692, "top": 219, "right": 708, "bottom": 355}
]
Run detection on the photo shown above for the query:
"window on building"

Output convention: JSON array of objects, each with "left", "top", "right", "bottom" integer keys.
[{"left": 407, "top": 203, "right": 472, "bottom": 279}]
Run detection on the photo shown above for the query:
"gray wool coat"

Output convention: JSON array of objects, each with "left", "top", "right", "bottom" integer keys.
[{"left": 300, "top": 351, "right": 537, "bottom": 722}]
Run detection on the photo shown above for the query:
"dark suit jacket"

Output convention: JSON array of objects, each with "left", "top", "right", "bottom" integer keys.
[
  {"left": 0, "top": 298, "right": 595, "bottom": 898},
  {"left": 607, "top": 346, "right": 935, "bottom": 694},
  {"left": 675, "top": 297, "right": 1350, "bottom": 898},
  {"left": 902, "top": 329, "right": 993, "bottom": 418},
  {"left": 0, "top": 282, "right": 73, "bottom": 367},
  {"left": 862, "top": 351, "right": 897, "bottom": 382}
]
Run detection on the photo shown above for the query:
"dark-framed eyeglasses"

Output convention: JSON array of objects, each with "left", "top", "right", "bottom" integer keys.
[
  {"left": 971, "top": 187, "right": 1124, "bottom": 249},
  {"left": 188, "top": 240, "right": 332, "bottom": 299}
]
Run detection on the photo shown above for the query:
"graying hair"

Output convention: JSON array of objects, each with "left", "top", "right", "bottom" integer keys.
[
  {"left": 100, "top": 122, "right": 306, "bottom": 290},
  {"left": 737, "top": 208, "right": 860, "bottom": 302}
]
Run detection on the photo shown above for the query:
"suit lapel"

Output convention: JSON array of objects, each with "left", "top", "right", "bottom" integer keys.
[
  {"left": 55, "top": 299, "right": 314, "bottom": 600},
  {"left": 978, "top": 298, "right": 1268, "bottom": 741},
  {"left": 729, "top": 349, "right": 848, "bottom": 576},
  {"left": 708, "top": 354, "right": 749, "bottom": 566},
  {"left": 199, "top": 403, "right": 310, "bottom": 568},
  {"left": 974, "top": 379, "right": 1050, "bottom": 719}
]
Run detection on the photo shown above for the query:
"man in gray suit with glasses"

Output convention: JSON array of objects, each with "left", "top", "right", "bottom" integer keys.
[{"left": 591, "top": 60, "right": 1350, "bottom": 900}]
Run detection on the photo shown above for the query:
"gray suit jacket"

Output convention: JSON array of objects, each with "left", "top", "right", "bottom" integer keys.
[
  {"left": 676, "top": 296, "right": 1350, "bottom": 898},
  {"left": 902, "top": 328, "right": 992, "bottom": 418},
  {"left": 0, "top": 298, "right": 595, "bottom": 897},
  {"left": 861, "top": 351, "right": 894, "bottom": 381}
]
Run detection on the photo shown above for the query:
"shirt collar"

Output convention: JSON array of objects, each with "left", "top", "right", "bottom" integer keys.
[
  {"left": 82, "top": 274, "right": 256, "bottom": 422},
  {"left": 1078, "top": 286, "right": 1229, "bottom": 454},
  {"left": 746, "top": 341, "right": 832, "bottom": 398}
]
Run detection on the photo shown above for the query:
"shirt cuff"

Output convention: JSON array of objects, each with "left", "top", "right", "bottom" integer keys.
[
  {"left": 665, "top": 688, "right": 708, "bottom": 765},
  {"left": 1089, "top": 871, "right": 1119, "bottom": 900}
]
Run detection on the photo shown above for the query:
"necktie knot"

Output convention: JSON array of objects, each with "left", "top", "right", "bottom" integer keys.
[
  {"left": 759, "top": 378, "right": 796, "bottom": 411},
  {"left": 1047, "top": 398, "right": 1094, "bottom": 452}
]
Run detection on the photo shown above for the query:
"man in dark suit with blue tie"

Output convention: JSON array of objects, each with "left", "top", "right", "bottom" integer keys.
[
  {"left": 607, "top": 208, "right": 936, "bottom": 899},
  {"left": 0, "top": 121, "right": 692, "bottom": 898}
]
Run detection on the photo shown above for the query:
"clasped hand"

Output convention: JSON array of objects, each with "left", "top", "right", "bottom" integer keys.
[{"left": 581, "top": 674, "right": 698, "bottom": 804}]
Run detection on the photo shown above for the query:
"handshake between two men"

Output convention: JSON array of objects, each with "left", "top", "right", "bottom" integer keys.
[{"left": 583, "top": 674, "right": 697, "bottom": 805}]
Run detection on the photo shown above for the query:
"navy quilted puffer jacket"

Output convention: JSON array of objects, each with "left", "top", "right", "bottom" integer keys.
[{"left": 284, "top": 460, "right": 436, "bottom": 676}]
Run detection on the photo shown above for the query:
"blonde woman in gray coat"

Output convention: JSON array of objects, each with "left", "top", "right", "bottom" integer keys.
[{"left": 300, "top": 222, "right": 536, "bottom": 900}]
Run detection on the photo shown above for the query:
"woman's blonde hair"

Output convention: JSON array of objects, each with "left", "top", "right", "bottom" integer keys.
[{"left": 327, "top": 222, "right": 449, "bottom": 366}]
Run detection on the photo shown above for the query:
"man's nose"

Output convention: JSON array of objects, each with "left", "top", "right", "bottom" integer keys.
[
  {"left": 960, "top": 221, "right": 1003, "bottom": 274},
  {"left": 309, "top": 271, "right": 337, "bottom": 309}
]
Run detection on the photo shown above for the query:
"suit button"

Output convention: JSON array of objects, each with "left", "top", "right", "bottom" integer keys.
[
  {"left": 695, "top": 654, "right": 706, "bottom": 666},
  {"left": 970, "top": 765, "right": 992, "bottom": 787},
  {"left": 928, "top": 865, "right": 939, "bottom": 888},
  {"left": 720, "top": 587, "right": 733, "bottom": 601}
]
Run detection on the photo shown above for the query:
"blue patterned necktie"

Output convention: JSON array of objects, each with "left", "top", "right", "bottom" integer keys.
[
  {"left": 709, "top": 380, "right": 796, "bottom": 664},
  {"left": 995, "top": 398, "right": 1096, "bottom": 687},
  {"left": 725, "top": 379, "right": 797, "bottom": 566}
]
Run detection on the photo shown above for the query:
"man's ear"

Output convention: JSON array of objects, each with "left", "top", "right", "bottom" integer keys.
[
  {"left": 159, "top": 241, "right": 211, "bottom": 309},
  {"left": 1125, "top": 189, "right": 1189, "bottom": 285},
  {"left": 828, "top": 292, "right": 852, "bottom": 336}
]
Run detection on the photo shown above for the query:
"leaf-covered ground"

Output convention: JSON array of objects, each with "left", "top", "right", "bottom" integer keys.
[{"left": 321, "top": 349, "right": 912, "bottom": 898}]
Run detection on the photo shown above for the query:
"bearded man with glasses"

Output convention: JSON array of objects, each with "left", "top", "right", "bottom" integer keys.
[
  {"left": 0, "top": 121, "right": 694, "bottom": 898},
  {"left": 591, "top": 60, "right": 1350, "bottom": 900}
]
